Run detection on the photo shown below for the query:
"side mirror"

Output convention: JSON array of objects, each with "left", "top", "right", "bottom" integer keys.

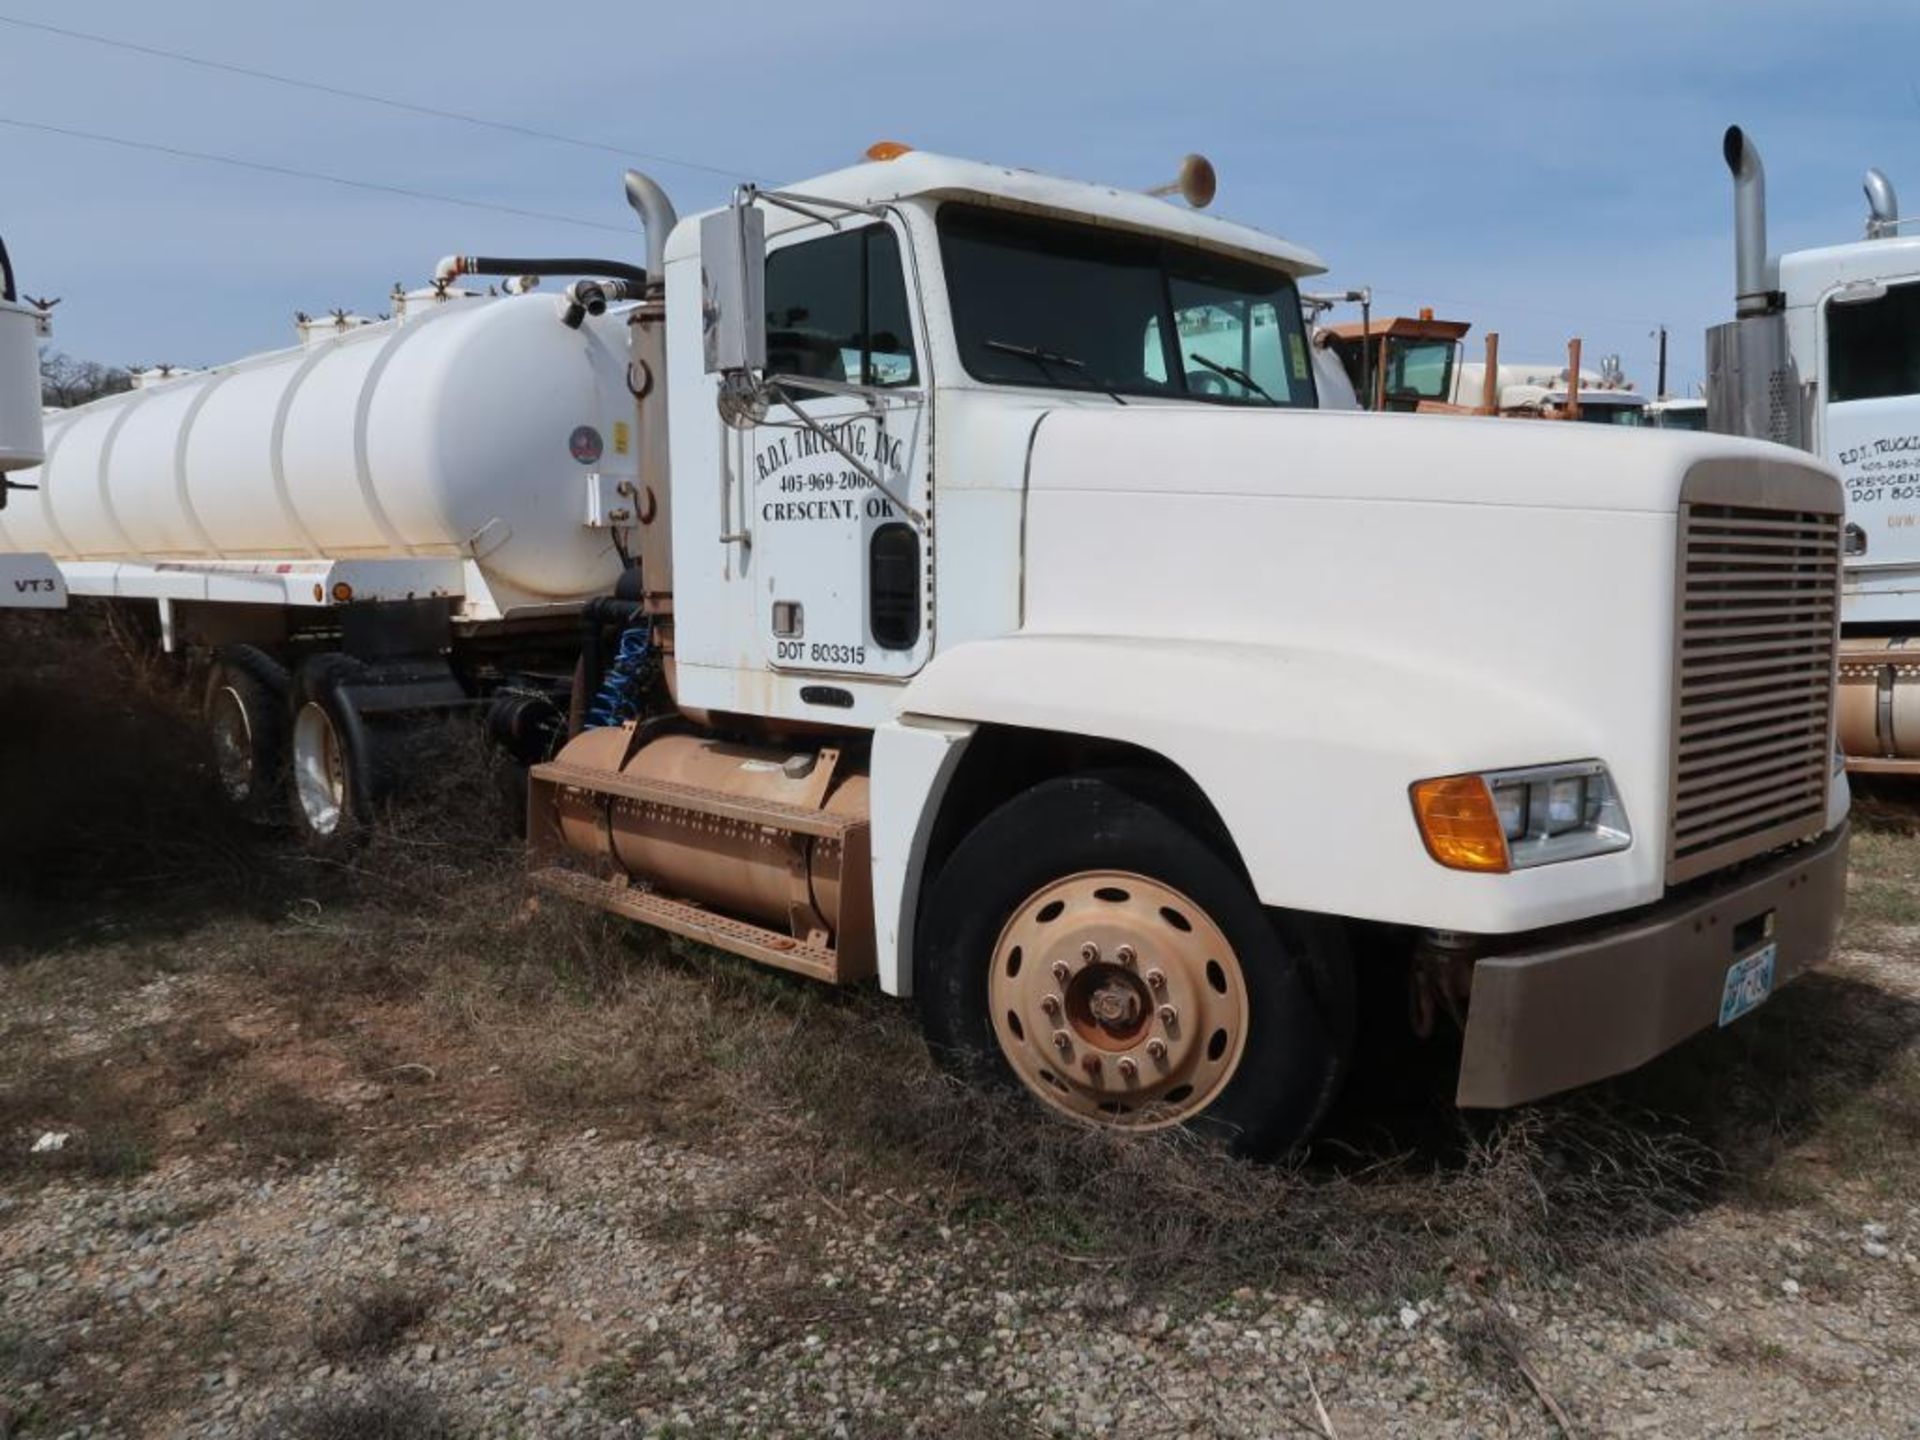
[{"left": 700, "top": 202, "right": 767, "bottom": 375}]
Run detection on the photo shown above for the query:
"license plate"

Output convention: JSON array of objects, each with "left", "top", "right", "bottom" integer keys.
[{"left": 1718, "top": 943, "right": 1777, "bottom": 1027}]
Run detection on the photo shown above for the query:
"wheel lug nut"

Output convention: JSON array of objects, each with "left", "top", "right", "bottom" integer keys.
[
  {"left": 1053, "top": 1030, "right": 1074, "bottom": 1054},
  {"left": 1146, "top": 969, "right": 1166, "bottom": 991},
  {"left": 1117, "top": 1056, "right": 1138, "bottom": 1080},
  {"left": 1116, "top": 944, "right": 1137, "bottom": 967},
  {"left": 1040, "top": 994, "right": 1061, "bottom": 1016},
  {"left": 1080, "top": 942, "right": 1100, "bottom": 964},
  {"left": 1081, "top": 1054, "right": 1102, "bottom": 1076},
  {"left": 1051, "top": 960, "right": 1071, "bottom": 983},
  {"left": 1158, "top": 1005, "right": 1178, "bottom": 1028},
  {"left": 1146, "top": 1038, "right": 1168, "bottom": 1063}
]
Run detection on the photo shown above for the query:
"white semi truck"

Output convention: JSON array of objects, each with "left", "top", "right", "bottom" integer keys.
[
  {"left": 0, "top": 148, "right": 1851, "bottom": 1154},
  {"left": 1709, "top": 126, "right": 1920, "bottom": 772},
  {"left": 0, "top": 231, "right": 64, "bottom": 609}
]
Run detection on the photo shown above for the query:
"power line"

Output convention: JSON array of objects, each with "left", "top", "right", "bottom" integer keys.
[
  {"left": 0, "top": 12, "right": 748, "bottom": 182},
  {"left": 0, "top": 115, "right": 638, "bottom": 234}
]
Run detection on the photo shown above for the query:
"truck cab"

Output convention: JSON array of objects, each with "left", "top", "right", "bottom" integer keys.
[
  {"left": 1709, "top": 127, "right": 1920, "bottom": 769},
  {"left": 529, "top": 145, "right": 1849, "bottom": 1153},
  {"left": 660, "top": 152, "right": 1323, "bottom": 732},
  {"left": 1318, "top": 313, "right": 1472, "bottom": 412}
]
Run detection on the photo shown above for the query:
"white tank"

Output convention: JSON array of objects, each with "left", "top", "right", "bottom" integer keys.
[{"left": 0, "top": 293, "right": 637, "bottom": 608}]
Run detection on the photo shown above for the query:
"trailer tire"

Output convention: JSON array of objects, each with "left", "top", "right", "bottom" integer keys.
[
  {"left": 204, "top": 645, "right": 289, "bottom": 823},
  {"left": 914, "top": 772, "right": 1352, "bottom": 1159},
  {"left": 287, "top": 655, "right": 391, "bottom": 852}
]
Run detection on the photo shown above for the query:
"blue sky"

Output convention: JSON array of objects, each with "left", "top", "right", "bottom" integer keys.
[{"left": 1, "top": 1, "right": 1912, "bottom": 396}]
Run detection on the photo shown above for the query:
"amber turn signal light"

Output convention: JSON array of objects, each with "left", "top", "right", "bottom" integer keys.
[{"left": 1410, "top": 775, "right": 1511, "bottom": 873}]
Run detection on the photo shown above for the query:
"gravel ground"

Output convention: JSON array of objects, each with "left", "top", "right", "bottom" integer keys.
[{"left": 2, "top": 916, "right": 1916, "bottom": 1438}]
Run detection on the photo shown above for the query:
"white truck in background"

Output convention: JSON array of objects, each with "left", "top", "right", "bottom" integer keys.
[
  {"left": 1709, "top": 126, "right": 1920, "bottom": 771},
  {"left": 0, "top": 146, "right": 1851, "bottom": 1154},
  {"left": 0, "top": 231, "right": 64, "bottom": 610},
  {"left": 1648, "top": 398, "right": 1709, "bottom": 432},
  {"left": 1451, "top": 350, "right": 1649, "bottom": 424}
]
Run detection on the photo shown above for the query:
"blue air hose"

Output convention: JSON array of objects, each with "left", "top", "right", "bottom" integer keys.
[{"left": 583, "top": 623, "right": 652, "bottom": 728}]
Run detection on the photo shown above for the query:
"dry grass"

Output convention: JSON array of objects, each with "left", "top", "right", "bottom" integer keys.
[
  {"left": 310, "top": 1283, "right": 436, "bottom": 1363},
  {"left": 254, "top": 1377, "right": 465, "bottom": 1440},
  {"left": 6, "top": 609, "right": 1920, "bottom": 1326}
]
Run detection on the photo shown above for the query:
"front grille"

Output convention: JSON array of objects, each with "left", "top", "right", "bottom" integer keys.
[{"left": 1669, "top": 499, "right": 1839, "bottom": 884}]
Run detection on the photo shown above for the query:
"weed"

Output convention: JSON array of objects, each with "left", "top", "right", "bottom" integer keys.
[
  {"left": 310, "top": 1283, "right": 436, "bottom": 1363},
  {"left": 255, "top": 1376, "right": 464, "bottom": 1440}
]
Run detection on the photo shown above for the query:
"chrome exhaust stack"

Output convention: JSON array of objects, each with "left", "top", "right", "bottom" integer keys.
[
  {"left": 1707, "top": 126, "right": 1806, "bottom": 449},
  {"left": 1865, "top": 166, "right": 1901, "bottom": 239},
  {"left": 1724, "top": 126, "right": 1773, "bottom": 318}
]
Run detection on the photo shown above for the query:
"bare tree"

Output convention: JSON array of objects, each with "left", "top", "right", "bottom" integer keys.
[{"left": 40, "top": 350, "right": 133, "bottom": 408}]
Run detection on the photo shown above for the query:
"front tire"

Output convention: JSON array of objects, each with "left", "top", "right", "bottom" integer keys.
[{"left": 914, "top": 773, "right": 1352, "bottom": 1159}]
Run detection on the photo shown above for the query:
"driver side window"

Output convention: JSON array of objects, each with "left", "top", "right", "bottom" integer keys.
[{"left": 764, "top": 225, "right": 917, "bottom": 387}]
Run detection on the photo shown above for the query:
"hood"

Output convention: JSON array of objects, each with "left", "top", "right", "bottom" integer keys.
[{"left": 1023, "top": 405, "right": 1803, "bottom": 514}]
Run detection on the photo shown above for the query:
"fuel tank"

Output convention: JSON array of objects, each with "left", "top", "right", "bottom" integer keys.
[{"left": 529, "top": 729, "right": 875, "bottom": 983}]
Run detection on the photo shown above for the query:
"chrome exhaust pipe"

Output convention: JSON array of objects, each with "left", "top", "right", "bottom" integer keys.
[
  {"left": 1865, "top": 166, "right": 1900, "bottom": 239},
  {"left": 623, "top": 170, "right": 679, "bottom": 281},
  {"left": 1723, "top": 126, "right": 1772, "bottom": 316}
]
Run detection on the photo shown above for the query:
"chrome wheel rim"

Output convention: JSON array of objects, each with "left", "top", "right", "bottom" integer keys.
[
  {"left": 988, "top": 871, "right": 1251, "bottom": 1130},
  {"left": 291, "top": 701, "right": 346, "bottom": 836},
  {"left": 209, "top": 685, "right": 254, "bottom": 802}
]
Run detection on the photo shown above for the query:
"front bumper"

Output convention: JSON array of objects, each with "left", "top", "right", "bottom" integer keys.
[{"left": 1455, "top": 822, "right": 1850, "bottom": 1108}]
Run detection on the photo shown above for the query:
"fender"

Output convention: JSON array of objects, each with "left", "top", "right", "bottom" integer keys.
[{"left": 889, "top": 633, "right": 1670, "bottom": 951}]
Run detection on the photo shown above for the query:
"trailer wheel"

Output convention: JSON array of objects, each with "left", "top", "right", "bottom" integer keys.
[
  {"left": 288, "top": 655, "right": 385, "bottom": 851},
  {"left": 914, "top": 773, "right": 1352, "bottom": 1159},
  {"left": 204, "top": 646, "right": 289, "bottom": 822}
]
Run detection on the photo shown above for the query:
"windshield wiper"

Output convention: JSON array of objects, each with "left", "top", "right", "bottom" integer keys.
[
  {"left": 985, "top": 339, "right": 1127, "bottom": 405},
  {"left": 1188, "top": 352, "right": 1276, "bottom": 404}
]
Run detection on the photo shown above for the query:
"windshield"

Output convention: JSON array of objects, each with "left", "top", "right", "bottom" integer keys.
[
  {"left": 937, "top": 202, "right": 1316, "bottom": 407},
  {"left": 1654, "top": 406, "right": 1708, "bottom": 432},
  {"left": 1384, "top": 338, "right": 1456, "bottom": 402},
  {"left": 1573, "top": 402, "right": 1646, "bottom": 427}
]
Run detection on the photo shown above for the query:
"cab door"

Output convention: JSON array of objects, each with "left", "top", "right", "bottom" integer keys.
[{"left": 743, "top": 217, "right": 932, "bottom": 681}]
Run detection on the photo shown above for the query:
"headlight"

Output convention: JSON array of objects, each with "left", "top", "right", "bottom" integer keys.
[{"left": 1411, "top": 761, "right": 1631, "bottom": 873}]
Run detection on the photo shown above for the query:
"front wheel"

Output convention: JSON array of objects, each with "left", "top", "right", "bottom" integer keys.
[{"left": 914, "top": 773, "right": 1352, "bottom": 1158}]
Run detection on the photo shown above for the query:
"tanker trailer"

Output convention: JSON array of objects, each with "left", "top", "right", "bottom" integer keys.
[{"left": 0, "top": 206, "right": 671, "bottom": 842}]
